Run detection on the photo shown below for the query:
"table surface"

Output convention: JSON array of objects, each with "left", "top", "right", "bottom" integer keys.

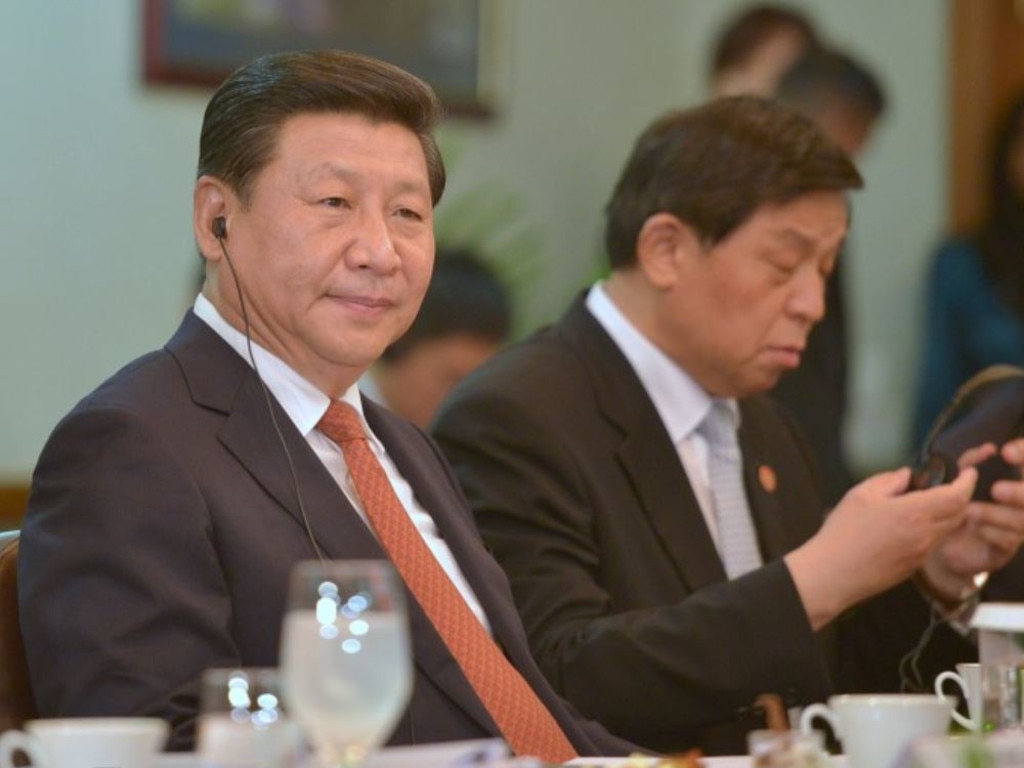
[
  {"left": 569, "top": 758, "right": 844, "bottom": 768},
  {"left": 155, "top": 754, "right": 846, "bottom": 768}
]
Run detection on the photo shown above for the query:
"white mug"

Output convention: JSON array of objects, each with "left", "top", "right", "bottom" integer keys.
[
  {"left": 0, "top": 717, "right": 168, "bottom": 768},
  {"left": 934, "top": 662, "right": 983, "bottom": 731},
  {"left": 799, "top": 694, "right": 953, "bottom": 768}
]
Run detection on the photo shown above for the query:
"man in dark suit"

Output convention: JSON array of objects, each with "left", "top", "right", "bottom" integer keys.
[
  {"left": 18, "top": 50, "right": 630, "bottom": 758},
  {"left": 432, "top": 98, "right": 1024, "bottom": 754}
]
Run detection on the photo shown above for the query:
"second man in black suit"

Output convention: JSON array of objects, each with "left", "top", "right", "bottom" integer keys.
[{"left": 433, "top": 97, "right": 1024, "bottom": 755}]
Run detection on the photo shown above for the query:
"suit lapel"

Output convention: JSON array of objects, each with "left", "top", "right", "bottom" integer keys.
[
  {"left": 167, "top": 313, "right": 383, "bottom": 559},
  {"left": 166, "top": 313, "right": 550, "bottom": 737},
  {"left": 739, "top": 400, "right": 796, "bottom": 561},
  {"left": 367, "top": 404, "right": 536, "bottom": 726},
  {"left": 367, "top": 406, "right": 516, "bottom": 627},
  {"left": 558, "top": 298, "right": 728, "bottom": 590},
  {"left": 221, "top": 380, "right": 390, "bottom": 560}
]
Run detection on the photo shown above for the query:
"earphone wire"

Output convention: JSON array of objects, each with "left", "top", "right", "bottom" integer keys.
[
  {"left": 217, "top": 234, "right": 327, "bottom": 565},
  {"left": 898, "top": 602, "right": 945, "bottom": 693}
]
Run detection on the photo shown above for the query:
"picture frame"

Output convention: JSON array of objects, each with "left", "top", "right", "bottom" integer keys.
[{"left": 143, "top": 0, "right": 507, "bottom": 117}]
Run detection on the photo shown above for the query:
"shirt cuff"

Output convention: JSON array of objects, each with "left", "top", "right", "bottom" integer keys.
[{"left": 914, "top": 571, "right": 987, "bottom": 637}]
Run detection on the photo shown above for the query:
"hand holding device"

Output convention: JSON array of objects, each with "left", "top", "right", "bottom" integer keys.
[{"left": 909, "top": 365, "right": 1024, "bottom": 500}]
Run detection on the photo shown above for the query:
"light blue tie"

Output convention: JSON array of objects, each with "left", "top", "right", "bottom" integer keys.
[{"left": 700, "top": 400, "right": 763, "bottom": 579}]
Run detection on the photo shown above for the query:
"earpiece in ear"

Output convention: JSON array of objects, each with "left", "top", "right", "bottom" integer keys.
[{"left": 212, "top": 217, "right": 227, "bottom": 240}]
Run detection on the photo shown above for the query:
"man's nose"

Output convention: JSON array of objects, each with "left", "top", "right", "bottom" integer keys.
[
  {"left": 788, "top": 270, "right": 827, "bottom": 323},
  {"left": 349, "top": 209, "right": 399, "bottom": 271}
]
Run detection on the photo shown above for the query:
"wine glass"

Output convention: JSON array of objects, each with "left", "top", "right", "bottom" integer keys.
[
  {"left": 279, "top": 560, "right": 412, "bottom": 768},
  {"left": 197, "top": 667, "right": 302, "bottom": 768}
]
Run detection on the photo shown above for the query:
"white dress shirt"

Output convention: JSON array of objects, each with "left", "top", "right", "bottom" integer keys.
[
  {"left": 193, "top": 295, "right": 490, "bottom": 629},
  {"left": 585, "top": 284, "right": 742, "bottom": 553}
]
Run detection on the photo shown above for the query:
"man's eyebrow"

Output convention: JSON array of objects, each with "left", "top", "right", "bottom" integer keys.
[
  {"left": 304, "top": 162, "right": 356, "bottom": 182},
  {"left": 769, "top": 228, "right": 816, "bottom": 250},
  {"left": 302, "top": 162, "right": 430, "bottom": 197}
]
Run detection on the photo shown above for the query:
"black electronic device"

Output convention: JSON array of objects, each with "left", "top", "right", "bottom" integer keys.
[{"left": 909, "top": 364, "right": 1024, "bottom": 500}]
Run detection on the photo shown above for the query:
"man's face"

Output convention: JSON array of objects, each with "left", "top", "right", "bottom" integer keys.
[
  {"left": 210, "top": 113, "right": 435, "bottom": 396},
  {"left": 818, "top": 103, "right": 877, "bottom": 158},
  {"left": 654, "top": 191, "right": 848, "bottom": 398},
  {"left": 381, "top": 334, "right": 501, "bottom": 429}
]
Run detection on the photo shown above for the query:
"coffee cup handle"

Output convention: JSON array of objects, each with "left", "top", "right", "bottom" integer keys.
[
  {"left": 800, "top": 702, "right": 841, "bottom": 742},
  {"left": 0, "top": 730, "right": 45, "bottom": 768},
  {"left": 934, "top": 671, "right": 974, "bottom": 731}
]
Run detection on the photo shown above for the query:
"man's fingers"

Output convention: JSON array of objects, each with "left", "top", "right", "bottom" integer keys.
[
  {"left": 1001, "top": 438, "right": 1024, "bottom": 466},
  {"left": 958, "top": 443, "right": 997, "bottom": 470}
]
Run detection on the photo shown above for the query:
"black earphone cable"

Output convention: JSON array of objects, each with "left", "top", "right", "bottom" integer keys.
[{"left": 215, "top": 224, "right": 327, "bottom": 565}]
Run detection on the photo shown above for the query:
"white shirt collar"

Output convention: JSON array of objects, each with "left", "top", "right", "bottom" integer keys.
[
  {"left": 585, "top": 283, "right": 738, "bottom": 442},
  {"left": 192, "top": 297, "right": 492, "bottom": 628},
  {"left": 192, "top": 294, "right": 364, "bottom": 435}
]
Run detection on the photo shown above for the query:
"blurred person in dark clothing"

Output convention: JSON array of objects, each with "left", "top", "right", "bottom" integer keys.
[
  {"left": 912, "top": 91, "right": 1024, "bottom": 446},
  {"left": 770, "top": 46, "right": 887, "bottom": 506},
  {"left": 361, "top": 247, "right": 511, "bottom": 428}
]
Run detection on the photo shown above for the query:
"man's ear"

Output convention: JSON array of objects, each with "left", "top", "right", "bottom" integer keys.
[
  {"left": 636, "top": 212, "right": 702, "bottom": 290},
  {"left": 193, "top": 176, "right": 232, "bottom": 262}
]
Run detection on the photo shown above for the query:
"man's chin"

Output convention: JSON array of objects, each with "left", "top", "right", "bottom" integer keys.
[{"left": 750, "top": 369, "right": 786, "bottom": 396}]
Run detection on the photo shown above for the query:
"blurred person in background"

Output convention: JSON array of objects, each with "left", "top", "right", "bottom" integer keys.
[
  {"left": 361, "top": 246, "right": 512, "bottom": 428},
  {"left": 774, "top": 47, "right": 885, "bottom": 159},
  {"left": 912, "top": 90, "right": 1024, "bottom": 447},
  {"left": 709, "top": 3, "right": 819, "bottom": 98},
  {"left": 770, "top": 46, "right": 887, "bottom": 507}
]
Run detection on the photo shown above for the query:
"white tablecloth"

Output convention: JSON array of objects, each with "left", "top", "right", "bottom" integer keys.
[
  {"left": 156, "top": 749, "right": 847, "bottom": 768},
  {"left": 567, "top": 758, "right": 844, "bottom": 768}
]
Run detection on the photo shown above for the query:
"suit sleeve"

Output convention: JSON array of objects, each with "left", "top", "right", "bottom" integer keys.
[
  {"left": 19, "top": 405, "right": 235, "bottom": 750},
  {"left": 433, "top": 386, "right": 832, "bottom": 748}
]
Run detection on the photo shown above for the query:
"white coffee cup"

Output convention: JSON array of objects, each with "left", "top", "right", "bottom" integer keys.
[
  {"left": 0, "top": 717, "right": 168, "bottom": 768},
  {"left": 934, "top": 662, "right": 983, "bottom": 731},
  {"left": 799, "top": 694, "right": 953, "bottom": 768}
]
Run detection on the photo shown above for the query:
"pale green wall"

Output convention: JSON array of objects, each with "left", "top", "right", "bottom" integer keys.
[{"left": 0, "top": 1, "right": 948, "bottom": 478}]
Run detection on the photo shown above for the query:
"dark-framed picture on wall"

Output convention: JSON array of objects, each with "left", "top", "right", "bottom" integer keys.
[{"left": 143, "top": 0, "right": 508, "bottom": 117}]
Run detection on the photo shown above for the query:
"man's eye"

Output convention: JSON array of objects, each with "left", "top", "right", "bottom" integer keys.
[
  {"left": 322, "top": 197, "right": 349, "bottom": 208},
  {"left": 396, "top": 207, "right": 424, "bottom": 221},
  {"left": 770, "top": 260, "right": 798, "bottom": 275}
]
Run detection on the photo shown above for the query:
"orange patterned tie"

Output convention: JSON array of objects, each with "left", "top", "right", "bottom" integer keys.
[{"left": 317, "top": 401, "right": 578, "bottom": 763}]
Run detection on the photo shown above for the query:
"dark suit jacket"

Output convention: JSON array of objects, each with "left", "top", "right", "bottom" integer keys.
[
  {"left": 432, "top": 295, "right": 975, "bottom": 755},
  {"left": 19, "top": 311, "right": 631, "bottom": 756}
]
